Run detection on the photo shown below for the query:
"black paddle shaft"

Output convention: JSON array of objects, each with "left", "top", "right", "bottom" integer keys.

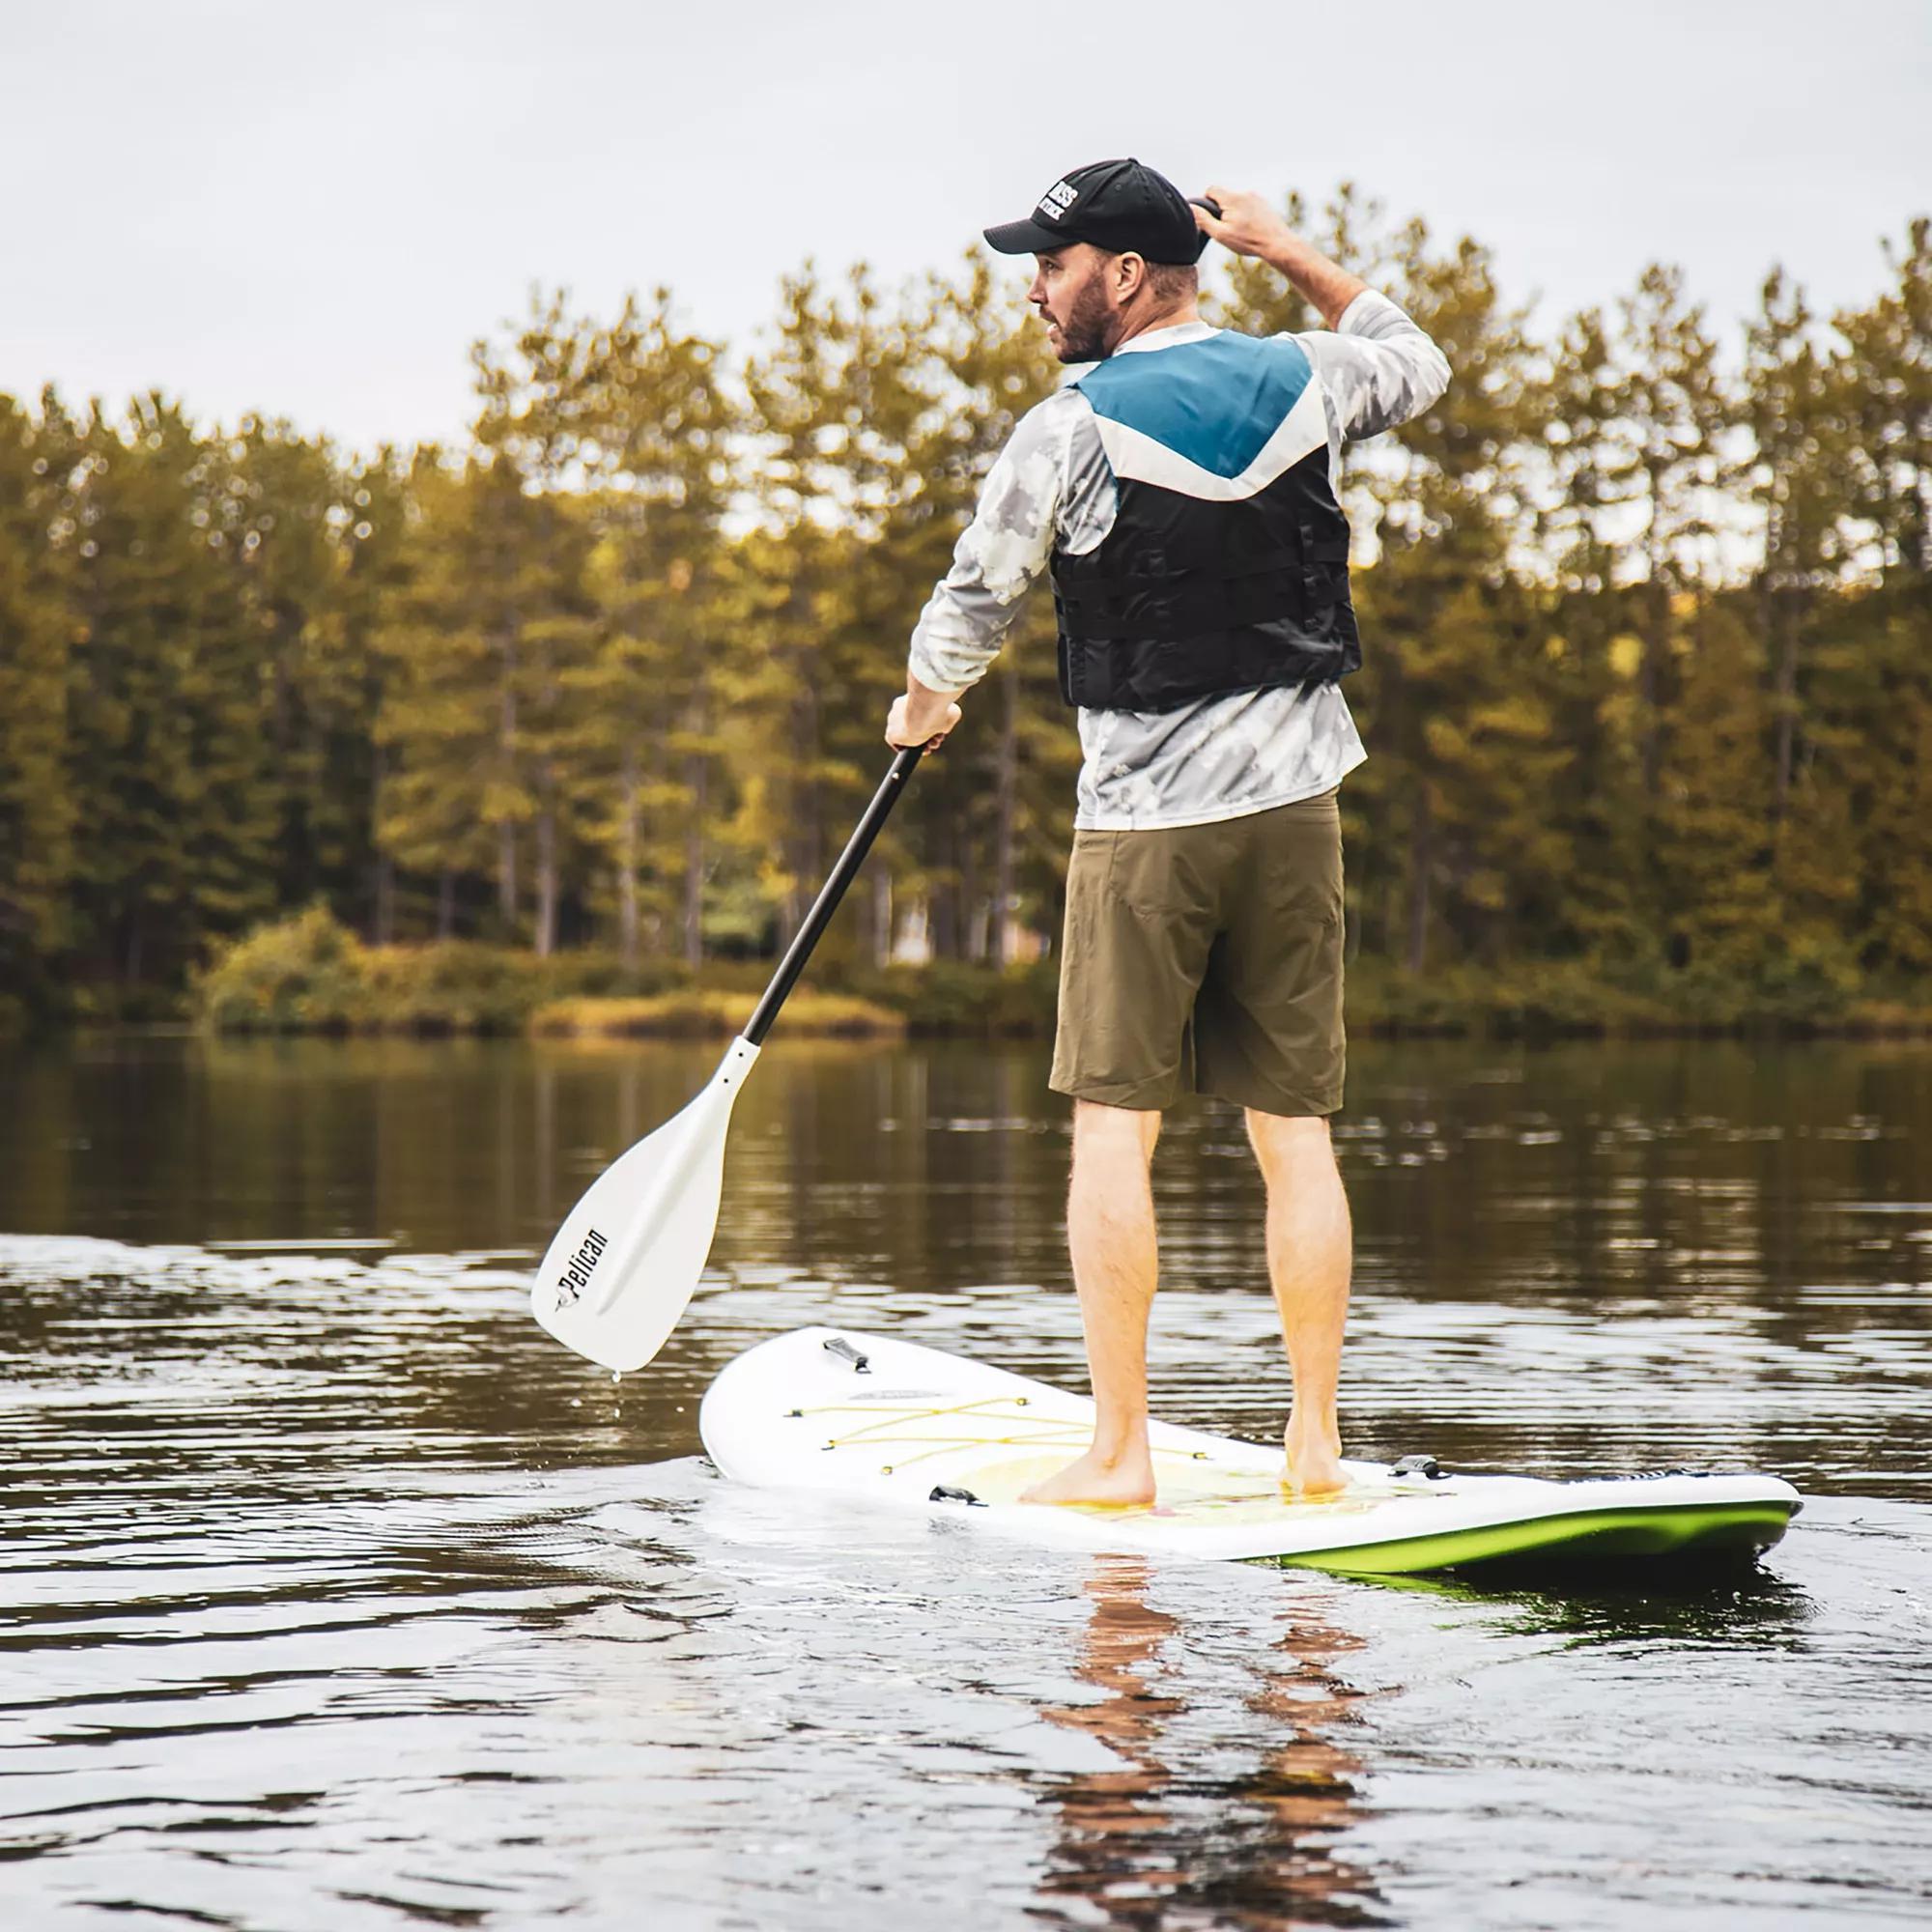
[{"left": 743, "top": 745, "right": 923, "bottom": 1047}]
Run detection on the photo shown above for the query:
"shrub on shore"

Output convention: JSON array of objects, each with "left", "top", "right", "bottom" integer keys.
[
  {"left": 196, "top": 906, "right": 371, "bottom": 1034},
  {"left": 848, "top": 960, "right": 1061, "bottom": 1036},
  {"left": 1343, "top": 954, "right": 1932, "bottom": 1039},
  {"left": 195, "top": 907, "right": 687, "bottom": 1035},
  {"left": 196, "top": 910, "right": 1050, "bottom": 1038}
]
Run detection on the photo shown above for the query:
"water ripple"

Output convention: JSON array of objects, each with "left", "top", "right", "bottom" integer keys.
[{"left": 3, "top": 1037, "right": 1931, "bottom": 1927}]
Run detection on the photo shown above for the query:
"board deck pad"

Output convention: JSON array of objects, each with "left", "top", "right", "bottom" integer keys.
[{"left": 698, "top": 1327, "right": 1801, "bottom": 1574}]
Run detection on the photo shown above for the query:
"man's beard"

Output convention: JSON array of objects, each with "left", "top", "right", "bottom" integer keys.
[{"left": 1046, "top": 277, "right": 1119, "bottom": 362}]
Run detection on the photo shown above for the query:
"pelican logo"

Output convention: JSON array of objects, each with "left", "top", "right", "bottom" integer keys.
[
  {"left": 554, "top": 1227, "right": 608, "bottom": 1310},
  {"left": 1037, "top": 179, "right": 1078, "bottom": 222}
]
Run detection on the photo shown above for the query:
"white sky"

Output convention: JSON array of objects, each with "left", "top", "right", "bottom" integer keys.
[{"left": 5, "top": 0, "right": 1927, "bottom": 454}]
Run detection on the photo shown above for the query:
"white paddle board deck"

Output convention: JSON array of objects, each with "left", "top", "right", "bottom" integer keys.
[{"left": 699, "top": 1327, "right": 1801, "bottom": 1575}]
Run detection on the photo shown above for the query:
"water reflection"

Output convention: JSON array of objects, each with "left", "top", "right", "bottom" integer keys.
[
  {"left": 1037, "top": 1556, "right": 1380, "bottom": 1929},
  {"left": 1040, "top": 1560, "right": 1191, "bottom": 1918},
  {"left": 1383, "top": 1561, "right": 1816, "bottom": 1649}
]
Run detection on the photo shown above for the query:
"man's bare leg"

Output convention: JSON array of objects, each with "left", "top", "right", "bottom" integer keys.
[
  {"left": 1021, "top": 1100, "right": 1163, "bottom": 1507},
  {"left": 1246, "top": 1110, "right": 1350, "bottom": 1496}
]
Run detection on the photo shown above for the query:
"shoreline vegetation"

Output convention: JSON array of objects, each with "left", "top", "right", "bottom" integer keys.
[
  {"left": 531, "top": 991, "right": 906, "bottom": 1041},
  {"left": 175, "top": 908, "right": 1932, "bottom": 1045}
]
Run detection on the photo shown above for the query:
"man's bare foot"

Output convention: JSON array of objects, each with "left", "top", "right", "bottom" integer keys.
[
  {"left": 1282, "top": 1426, "right": 1348, "bottom": 1498},
  {"left": 1020, "top": 1446, "right": 1156, "bottom": 1508}
]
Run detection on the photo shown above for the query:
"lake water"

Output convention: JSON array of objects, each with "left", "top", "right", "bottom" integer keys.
[{"left": 2, "top": 1033, "right": 1929, "bottom": 1929}]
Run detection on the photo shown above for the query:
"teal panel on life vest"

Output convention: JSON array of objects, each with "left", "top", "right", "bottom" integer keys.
[{"left": 1073, "top": 331, "right": 1313, "bottom": 480}]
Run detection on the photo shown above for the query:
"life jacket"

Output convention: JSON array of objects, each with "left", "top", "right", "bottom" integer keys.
[{"left": 1053, "top": 329, "right": 1359, "bottom": 713}]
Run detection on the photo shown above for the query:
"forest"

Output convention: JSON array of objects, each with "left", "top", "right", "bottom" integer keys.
[{"left": 1, "top": 189, "right": 1928, "bottom": 1032}]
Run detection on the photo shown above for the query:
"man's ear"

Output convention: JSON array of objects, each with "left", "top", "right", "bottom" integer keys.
[{"left": 1115, "top": 252, "right": 1148, "bottom": 301}]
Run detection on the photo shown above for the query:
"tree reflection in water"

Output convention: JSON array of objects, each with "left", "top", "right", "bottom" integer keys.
[{"left": 1036, "top": 1556, "right": 1385, "bottom": 1929}]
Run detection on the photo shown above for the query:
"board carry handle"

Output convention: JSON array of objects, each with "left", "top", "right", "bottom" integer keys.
[
  {"left": 744, "top": 746, "right": 923, "bottom": 1048},
  {"left": 822, "top": 1334, "right": 871, "bottom": 1374}
]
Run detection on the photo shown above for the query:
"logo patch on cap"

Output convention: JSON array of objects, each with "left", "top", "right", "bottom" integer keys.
[{"left": 1037, "top": 179, "right": 1078, "bottom": 222}]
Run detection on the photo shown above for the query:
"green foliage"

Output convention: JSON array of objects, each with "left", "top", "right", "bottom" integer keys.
[
  {"left": 0, "top": 393, "right": 78, "bottom": 1010},
  {"left": 7, "top": 202, "right": 1932, "bottom": 1037},
  {"left": 196, "top": 905, "right": 686, "bottom": 1034},
  {"left": 196, "top": 904, "right": 371, "bottom": 1033},
  {"left": 852, "top": 959, "right": 1061, "bottom": 1036}
]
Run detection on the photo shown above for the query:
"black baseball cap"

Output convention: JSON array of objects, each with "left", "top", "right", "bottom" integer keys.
[{"left": 983, "top": 158, "right": 1208, "bottom": 266}]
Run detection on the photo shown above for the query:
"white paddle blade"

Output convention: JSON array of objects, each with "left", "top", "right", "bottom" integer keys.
[{"left": 530, "top": 1037, "right": 759, "bottom": 1373}]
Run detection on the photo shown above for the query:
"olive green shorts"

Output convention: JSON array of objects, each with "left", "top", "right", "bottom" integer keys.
[{"left": 1049, "top": 790, "right": 1345, "bottom": 1118}]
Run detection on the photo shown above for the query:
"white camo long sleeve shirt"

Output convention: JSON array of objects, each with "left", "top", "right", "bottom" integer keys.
[{"left": 907, "top": 290, "right": 1451, "bottom": 830}]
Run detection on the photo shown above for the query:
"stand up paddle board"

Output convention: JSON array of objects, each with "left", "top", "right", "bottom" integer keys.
[{"left": 699, "top": 1327, "right": 1801, "bottom": 1575}]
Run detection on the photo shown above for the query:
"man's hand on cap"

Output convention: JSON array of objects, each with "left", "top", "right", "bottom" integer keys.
[{"left": 1191, "top": 186, "right": 1296, "bottom": 262}]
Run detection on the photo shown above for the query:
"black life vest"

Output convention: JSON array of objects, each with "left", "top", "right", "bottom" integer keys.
[{"left": 1051, "top": 328, "right": 1359, "bottom": 714}]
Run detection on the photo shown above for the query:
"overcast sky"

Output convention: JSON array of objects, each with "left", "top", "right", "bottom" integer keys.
[{"left": 5, "top": 0, "right": 1927, "bottom": 452}]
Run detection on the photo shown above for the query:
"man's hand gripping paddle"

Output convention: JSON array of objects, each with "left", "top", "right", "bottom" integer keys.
[{"left": 531, "top": 747, "right": 923, "bottom": 1372}]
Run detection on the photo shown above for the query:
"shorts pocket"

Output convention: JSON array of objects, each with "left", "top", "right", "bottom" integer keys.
[{"left": 1109, "top": 828, "right": 1215, "bottom": 924}]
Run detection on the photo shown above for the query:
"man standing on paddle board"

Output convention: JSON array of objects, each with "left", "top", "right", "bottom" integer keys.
[{"left": 884, "top": 159, "right": 1450, "bottom": 1504}]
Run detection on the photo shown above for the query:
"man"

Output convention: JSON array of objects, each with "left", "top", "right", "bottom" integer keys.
[{"left": 884, "top": 158, "right": 1450, "bottom": 1505}]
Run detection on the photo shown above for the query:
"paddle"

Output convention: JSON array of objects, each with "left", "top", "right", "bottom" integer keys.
[{"left": 531, "top": 745, "right": 924, "bottom": 1372}]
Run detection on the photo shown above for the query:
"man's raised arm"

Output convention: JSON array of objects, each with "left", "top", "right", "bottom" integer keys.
[
  {"left": 1193, "top": 186, "right": 1452, "bottom": 440},
  {"left": 1193, "top": 185, "right": 1369, "bottom": 327}
]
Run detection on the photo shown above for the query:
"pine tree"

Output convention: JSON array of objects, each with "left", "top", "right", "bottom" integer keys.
[
  {"left": 570, "top": 290, "right": 736, "bottom": 967},
  {"left": 1544, "top": 270, "right": 1733, "bottom": 978},
  {"left": 469, "top": 291, "right": 604, "bottom": 956},
  {"left": 375, "top": 455, "right": 528, "bottom": 936},
  {"left": 379, "top": 294, "right": 602, "bottom": 953},
  {"left": 210, "top": 419, "right": 367, "bottom": 917},
  {"left": 1624, "top": 269, "right": 1730, "bottom": 806},
  {"left": 742, "top": 263, "right": 930, "bottom": 953},
  {"left": 1745, "top": 271, "right": 1848, "bottom": 817},
  {"left": 1832, "top": 223, "right": 1932, "bottom": 975},
  {"left": 64, "top": 398, "right": 278, "bottom": 988},
  {"left": 1653, "top": 598, "right": 1779, "bottom": 980},
  {"left": 311, "top": 449, "right": 416, "bottom": 938},
  {"left": 0, "top": 391, "right": 79, "bottom": 1002}
]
